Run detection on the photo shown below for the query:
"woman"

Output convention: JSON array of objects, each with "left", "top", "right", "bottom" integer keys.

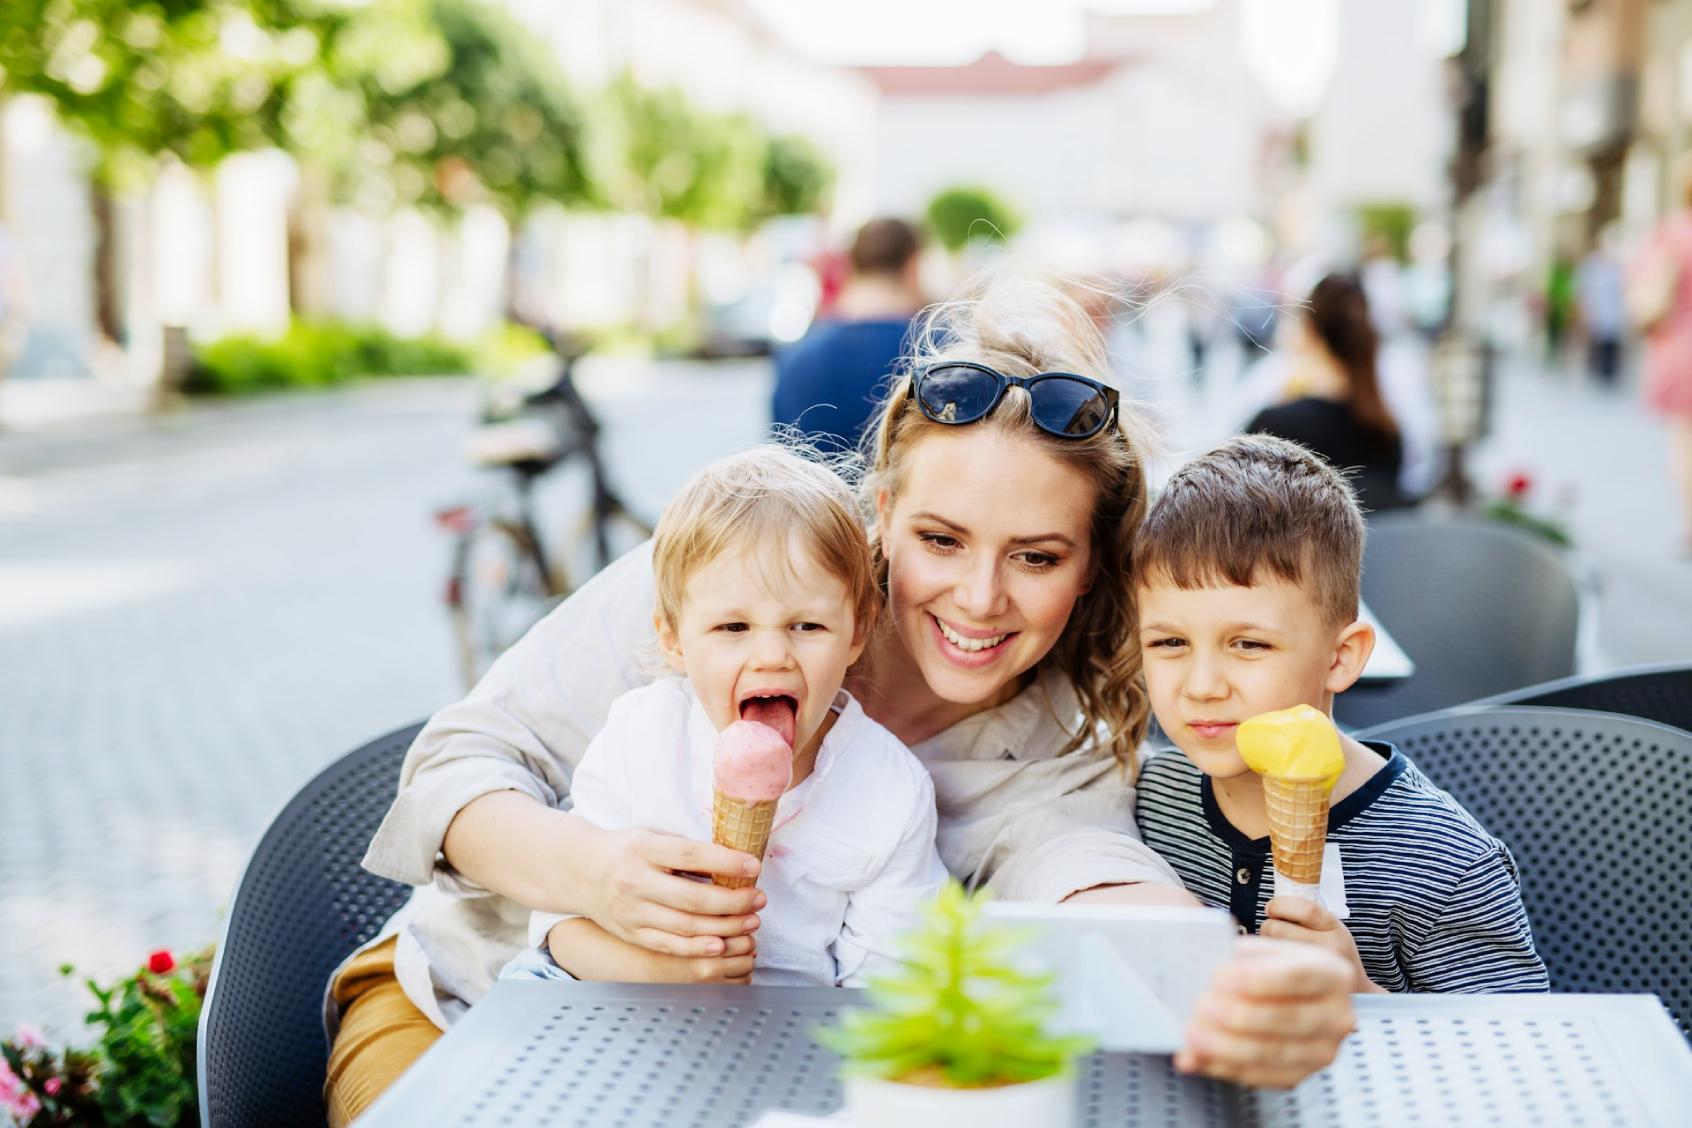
[
  {"left": 1245, "top": 273, "right": 1411, "bottom": 514},
  {"left": 325, "top": 276, "right": 1356, "bottom": 1124}
]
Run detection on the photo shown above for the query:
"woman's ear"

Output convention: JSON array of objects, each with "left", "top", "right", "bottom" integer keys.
[
  {"left": 1325, "top": 618, "right": 1376, "bottom": 694},
  {"left": 653, "top": 612, "right": 687, "bottom": 673},
  {"left": 874, "top": 490, "right": 891, "bottom": 542}
]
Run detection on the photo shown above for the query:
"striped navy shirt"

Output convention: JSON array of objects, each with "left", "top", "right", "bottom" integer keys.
[{"left": 1136, "top": 743, "right": 1549, "bottom": 994}]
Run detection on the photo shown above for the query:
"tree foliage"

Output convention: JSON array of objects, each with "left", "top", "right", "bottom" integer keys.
[
  {"left": 0, "top": 1, "right": 830, "bottom": 227},
  {"left": 926, "top": 185, "right": 1021, "bottom": 252}
]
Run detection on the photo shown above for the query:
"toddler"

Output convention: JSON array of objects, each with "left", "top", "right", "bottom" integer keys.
[{"left": 505, "top": 445, "right": 946, "bottom": 986}]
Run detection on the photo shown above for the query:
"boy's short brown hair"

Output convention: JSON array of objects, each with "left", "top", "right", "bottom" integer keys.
[{"left": 1134, "top": 434, "right": 1365, "bottom": 625}]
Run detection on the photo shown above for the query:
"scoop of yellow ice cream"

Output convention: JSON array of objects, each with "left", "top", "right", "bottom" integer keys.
[{"left": 1237, "top": 705, "right": 1345, "bottom": 787}]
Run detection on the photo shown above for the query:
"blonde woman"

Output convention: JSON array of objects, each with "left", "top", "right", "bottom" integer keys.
[{"left": 324, "top": 274, "right": 1356, "bottom": 1124}]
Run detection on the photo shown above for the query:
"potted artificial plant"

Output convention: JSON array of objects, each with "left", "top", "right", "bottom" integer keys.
[{"left": 819, "top": 883, "right": 1093, "bottom": 1128}]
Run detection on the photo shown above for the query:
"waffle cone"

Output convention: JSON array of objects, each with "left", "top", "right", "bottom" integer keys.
[
  {"left": 1262, "top": 776, "right": 1333, "bottom": 885},
  {"left": 711, "top": 791, "right": 777, "bottom": 888}
]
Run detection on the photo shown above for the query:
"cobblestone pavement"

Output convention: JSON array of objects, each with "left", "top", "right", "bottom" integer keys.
[{"left": 0, "top": 360, "right": 772, "bottom": 1038}]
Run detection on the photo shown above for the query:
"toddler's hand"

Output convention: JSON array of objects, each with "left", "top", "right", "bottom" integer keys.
[{"left": 1260, "top": 896, "right": 1382, "bottom": 994}]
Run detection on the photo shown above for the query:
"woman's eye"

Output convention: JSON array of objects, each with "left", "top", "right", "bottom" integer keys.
[
  {"left": 1017, "top": 551, "right": 1059, "bottom": 570},
  {"left": 1147, "top": 637, "right": 1185, "bottom": 649},
  {"left": 918, "top": 532, "right": 960, "bottom": 550}
]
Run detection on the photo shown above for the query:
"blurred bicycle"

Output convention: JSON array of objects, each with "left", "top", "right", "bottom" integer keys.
[{"left": 435, "top": 334, "right": 653, "bottom": 687}]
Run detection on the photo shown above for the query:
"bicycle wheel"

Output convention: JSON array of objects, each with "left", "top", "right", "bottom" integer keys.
[{"left": 450, "top": 518, "right": 559, "bottom": 687}]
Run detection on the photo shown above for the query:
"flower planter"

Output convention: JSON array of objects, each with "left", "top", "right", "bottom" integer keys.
[{"left": 843, "top": 1071, "right": 1076, "bottom": 1128}]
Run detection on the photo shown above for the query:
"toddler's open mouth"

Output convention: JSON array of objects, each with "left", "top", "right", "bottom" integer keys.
[{"left": 738, "top": 692, "right": 798, "bottom": 748}]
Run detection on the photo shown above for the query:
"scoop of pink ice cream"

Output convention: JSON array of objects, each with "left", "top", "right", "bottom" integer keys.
[{"left": 713, "top": 720, "right": 792, "bottom": 802}]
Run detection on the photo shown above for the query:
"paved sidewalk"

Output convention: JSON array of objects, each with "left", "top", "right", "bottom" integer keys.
[{"left": 0, "top": 362, "right": 771, "bottom": 1039}]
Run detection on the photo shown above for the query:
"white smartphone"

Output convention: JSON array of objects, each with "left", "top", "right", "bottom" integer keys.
[{"left": 981, "top": 902, "right": 1237, "bottom": 1054}]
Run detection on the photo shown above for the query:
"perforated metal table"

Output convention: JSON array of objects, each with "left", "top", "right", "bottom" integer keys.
[{"left": 361, "top": 982, "right": 1692, "bottom": 1127}]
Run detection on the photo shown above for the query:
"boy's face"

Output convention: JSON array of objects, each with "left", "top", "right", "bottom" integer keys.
[
  {"left": 657, "top": 536, "right": 866, "bottom": 759},
  {"left": 1137, "top": 574, "right": 1372, "bottom": 780}
]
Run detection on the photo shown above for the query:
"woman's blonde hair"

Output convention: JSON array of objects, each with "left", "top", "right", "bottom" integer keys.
[
  {"left": 652, "top": 444, "right": 880, "bottom": 634},
  {"left": 860, "top": 270, "right": 1158, "bottom": 770}
]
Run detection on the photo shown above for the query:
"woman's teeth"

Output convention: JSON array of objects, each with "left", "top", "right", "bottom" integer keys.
[{"left": 936, "top": 617, "right": 1007, "bottom": 652}]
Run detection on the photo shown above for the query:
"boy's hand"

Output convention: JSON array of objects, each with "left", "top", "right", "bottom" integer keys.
[{"left": 1260, "top": 896, "right": 1383, "bottom": 994}]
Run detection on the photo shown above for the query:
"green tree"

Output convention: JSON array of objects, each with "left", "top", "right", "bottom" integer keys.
[
  {"left": 760, "top": 132, "right": 833, "bottom": 219},
  {"left": 926, "top": 185, "right": 1020, "bottom": 252}
]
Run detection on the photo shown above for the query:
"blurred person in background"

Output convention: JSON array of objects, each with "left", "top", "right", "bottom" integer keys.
[
  {"left": 1631, "top": 159, "right": 1692, "bottom": 555},
  {"left": 772, "top": 217, "right": 924, "bottom": 456},
  {"left": 1544, "top": 254, "right": 1575, "bottom": 370},
  {"left": 1242, "top": 272, "right": 1411, "bottom": 515},
  {"left": 1576, "top": 225, "right": 1626, "bottom": 389}
]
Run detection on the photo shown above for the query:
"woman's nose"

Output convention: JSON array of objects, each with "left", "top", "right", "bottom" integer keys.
[{"left": 953, "top": 556, "right": 1007, "bottom": 620}]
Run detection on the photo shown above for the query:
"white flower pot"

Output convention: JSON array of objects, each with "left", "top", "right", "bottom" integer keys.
[{"left": 843, "top": 1071, "right": 1076, "bottom": 1128}]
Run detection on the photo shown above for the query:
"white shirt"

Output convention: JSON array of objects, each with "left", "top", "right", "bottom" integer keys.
[{"left": 530, "top": 678, "right": 947, "bottom": 987}]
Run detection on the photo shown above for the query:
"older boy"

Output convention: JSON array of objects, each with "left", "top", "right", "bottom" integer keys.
[{"left": 1132, "top": 435, "right": 1547, "bottom": 994}]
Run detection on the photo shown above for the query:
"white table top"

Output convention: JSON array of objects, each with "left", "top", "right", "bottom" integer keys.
[{"left": 361, "top": 981, "right": 1692, "bottom": 1127}]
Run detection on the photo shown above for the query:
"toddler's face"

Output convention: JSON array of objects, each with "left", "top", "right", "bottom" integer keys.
[
  {"left": 658, "top": 536, "right": 865, "bottom": 760},
  {"left": 1137, "top": 576, "right": 1352, "bottom": 780}
]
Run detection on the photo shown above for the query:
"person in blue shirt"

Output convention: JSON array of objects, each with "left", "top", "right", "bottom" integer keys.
[{"left": 773, "top": 218, "right": 923, "bottom": 455}]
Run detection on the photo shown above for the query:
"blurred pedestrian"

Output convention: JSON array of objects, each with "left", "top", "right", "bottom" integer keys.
[
  {"left": 772, "top": 218, "right": 923, "bottom": 456},
  {"left": 1544, "top": 254, "right": 1574, "bottom": 369},
  {"left": 1575, "top": 226, "right": 1626, "bottom": 389},
  {"left": 1631, "top": 159, "right": 1692, "bottom": 554},
  {"left": 1242, "top": 273, "right": 1410, "bottom": 515}
]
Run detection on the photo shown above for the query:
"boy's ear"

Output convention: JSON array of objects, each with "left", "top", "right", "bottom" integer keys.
[
  {"left": 1324, "top": 617, "right": 1376, "bottom": 695},
  {"left": 653, "top": 611, "right": 687, "bottom": 673}
]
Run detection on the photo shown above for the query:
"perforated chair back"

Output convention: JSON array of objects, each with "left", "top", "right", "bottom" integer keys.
[
  {"left": 1336, "top": 514, "right": 1581, "bottom": 730},
  {"left": 1472, "top": 663, "right": 1692, "bottom": 734},
  {"left": 1356, "top": 707, "right": 1692, "bottom": 1035},
  {"left": 198, "top": 723, "right": 423, "bottom": 1127}
]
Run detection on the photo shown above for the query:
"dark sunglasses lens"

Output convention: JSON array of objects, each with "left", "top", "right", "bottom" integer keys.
[
  {"left": 1031, "top": 378, "right": 1113, "bottom": 436},
  {"left": 917, "top": 365, "right": 999, "bottom": 424}
]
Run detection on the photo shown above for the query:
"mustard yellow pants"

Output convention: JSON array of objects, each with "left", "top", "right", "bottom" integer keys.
[{"left": 323, "top": 937, "right": 442, "bottom": 1126}]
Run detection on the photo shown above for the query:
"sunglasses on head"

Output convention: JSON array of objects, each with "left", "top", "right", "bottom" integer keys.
[{"left": 911, "top": 361, "right": 1121, "bottom": 440}]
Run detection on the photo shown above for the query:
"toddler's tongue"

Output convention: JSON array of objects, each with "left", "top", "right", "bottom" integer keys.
[{"left": 740, "top": 696, "right": 797, "bottom": 749}]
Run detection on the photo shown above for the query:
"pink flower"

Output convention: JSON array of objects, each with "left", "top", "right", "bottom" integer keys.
[
  {"left": 1503, "top": 471, "right": 1532, "bottom": 500},
  {"left": 43, "top": 1077, "right": 61, "bottom": 1096},
  {"left": 0, "top": 1059, "right": 42, "bottom": 1120},
  {"left": 11, "top": 1023, "right": 44, "bottom": 1049},
  {"left": 147, "top": 950, "right": 176, "bottom": 975}
]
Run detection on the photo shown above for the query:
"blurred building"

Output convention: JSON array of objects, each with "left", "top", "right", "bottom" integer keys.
[{"left": 860, "top": 0, "right": 1451, "bottom": 276}]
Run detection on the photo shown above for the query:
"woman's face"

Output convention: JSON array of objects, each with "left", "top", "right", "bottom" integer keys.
[{"left": 876, "top": 426, "right": 1098, "bottom": 711}]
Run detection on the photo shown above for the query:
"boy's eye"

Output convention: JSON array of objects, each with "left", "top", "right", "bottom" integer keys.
[
  {"left": 1236, "top": 639, "right": 1271, "bottom": 651},
  {"left": 717, "top": 622, "right": 749, "bottom": 633},
  {"left": 791, "top": 622, "right": 824, "bottom": 633},
  {"left": 1146, "top": 636, "right": 1186, "bottom": 649}
]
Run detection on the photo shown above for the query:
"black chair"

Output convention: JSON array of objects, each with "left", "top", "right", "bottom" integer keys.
[
  {"left": 1336, "top": 513, "right": 1584, "bottom": 730},
  {"left": 1356, "top": 706, "right": 1692, "bottom": 1036},
  {"left": 198, "top": 723, "right": 423, "bottom": 1128},
  {"left": 1470, "top": 662, "right": 1692, "bottom": 734}
]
